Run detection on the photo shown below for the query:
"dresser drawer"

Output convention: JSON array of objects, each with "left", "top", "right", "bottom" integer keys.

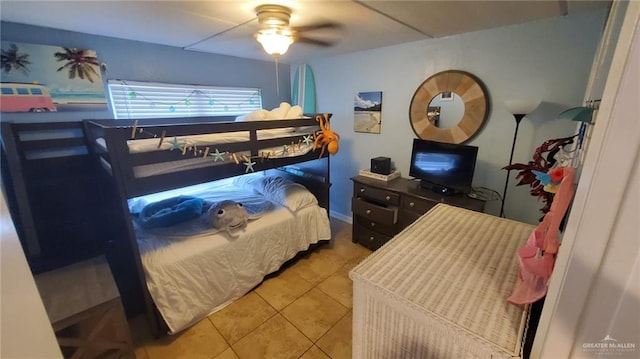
[
  {"left": 354, "top": 183, "right": 400, "bottom": 205},
  {"left": 353, "top": 223, "right": 392, "bottom": 251},
  {"left": 352, "top": 197, "right": 398, "bottom": 225},
  {"left": 401, "top": 196, "right": 436, "bottom": 215},
  {"left": 399, "top": 210, "right": 423, "bottom": 229},
  {"left": 354, "top": 215, "right": 399, "bottom": 237}
]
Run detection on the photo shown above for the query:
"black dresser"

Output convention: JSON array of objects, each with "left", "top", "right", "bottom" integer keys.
[{"left": 351, "top": 176, "right": 485, "bottom": 250}]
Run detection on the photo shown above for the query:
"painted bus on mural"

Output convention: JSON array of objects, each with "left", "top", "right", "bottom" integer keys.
[{"left": 0, "top": 82, "right": 57, "bottom": 112}]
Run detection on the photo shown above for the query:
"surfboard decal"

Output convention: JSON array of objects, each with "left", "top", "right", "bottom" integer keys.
[{"left": 292, "top": 64, "right": 316, "bottom": 113}]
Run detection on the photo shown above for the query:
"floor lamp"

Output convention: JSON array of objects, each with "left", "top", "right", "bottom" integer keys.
[{"left": 500, "top": 100, "right": 540, "bottom": 218}]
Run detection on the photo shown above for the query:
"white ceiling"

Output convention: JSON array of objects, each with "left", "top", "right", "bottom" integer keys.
[{"left": 0, "top": 0, "right": 609, "bottom": 64}]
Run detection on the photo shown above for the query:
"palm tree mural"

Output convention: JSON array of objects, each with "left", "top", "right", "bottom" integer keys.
[
  {"left": 54, "top": 47, "right": 100, "bottom": 83},
  {"left": 1, "top": 43, "right": 32, "bottom": 75}
]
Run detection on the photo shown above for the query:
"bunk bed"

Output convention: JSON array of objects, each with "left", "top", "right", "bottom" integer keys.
[
  {"left": 83, "top": 115, "right": 333, "bottom": 334},
  {"left": 1, "top": 121, "right": 121, "bottom": 274}
]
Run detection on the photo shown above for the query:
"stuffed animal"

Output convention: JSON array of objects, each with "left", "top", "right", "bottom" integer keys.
[
  {"left": 533, "top": 167, "right": 565, "bottom": 194},
  {"left": 136, "top": 195, "right": 205, "bottom": 229},
  {"left": 206, "top": 200, "right": 249, "bottom": 237}
]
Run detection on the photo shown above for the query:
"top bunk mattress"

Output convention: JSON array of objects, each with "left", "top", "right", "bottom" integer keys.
[
  {"left": 95, "top": 125, "right": 321, "bottom": 178},
  {"left": 350, "top": 204, "right": 536, "bottom": 358},
  {"left": 95, "top": 126, "right": 319, "bottom": 153}
]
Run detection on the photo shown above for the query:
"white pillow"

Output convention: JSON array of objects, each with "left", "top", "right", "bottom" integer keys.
[
  {"left": 267, "top": 102, "right": 291, "bottom": 120},
  {"left": 236, "top": 109, "right": 269, "bottom": 122},
  {"left": 236, "top": 175, "right": 317, "bottom": 211},
  {"left": 284, "top": 105, "right": 303, "bottom": 119},
  {"left": 232, "top": 172, "right": 265, "bottom": 188}
]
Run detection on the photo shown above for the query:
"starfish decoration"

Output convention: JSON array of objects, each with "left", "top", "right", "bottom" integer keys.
[
  {"left": 282, "top": 144, "right": 290, "bottom": 154},
  {"left": 210, "top": 148, "right": 225, "bottom": 162},
  {"left": 244, "top": 160, "right": 256, "bottom": 173},
  {"left": 302, "top": 134, "right": 313, "bottom": 146},
  {"left": 169, "top": 137, "right": 185, "bottom": 151}
]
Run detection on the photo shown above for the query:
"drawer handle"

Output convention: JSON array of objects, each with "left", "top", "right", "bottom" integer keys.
[
  {"left": 369, "top": 236, "right": 374, "bottom": 242},
  {"left": 370, "top": 222, "right": 375, "bottom": 227},
  {"left": 366, "top": 209, "right": 372, "bottom": 215},
  {"left": 409, "top": 202, "right": 415, "bottom": 207},
  {"left": 360, "top": 188, "right": 365, "bottom": 193},
  {"left": 385, "top": 195, "right": 391, "bottom": 201}
]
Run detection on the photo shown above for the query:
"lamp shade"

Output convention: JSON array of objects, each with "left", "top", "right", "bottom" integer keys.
[
  {"left": 504, "top": 100, "right": 540, "bottom": 115},
  {"left": 557, "top": 106, "right": 594, "bottom": 123},
  {"left": 256, "top": 28, "right": 293, "bottom": 56}
]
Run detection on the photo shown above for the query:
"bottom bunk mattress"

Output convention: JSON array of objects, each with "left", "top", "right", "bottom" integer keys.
[
  {"left": 349, "top": 204, "right": 536, "bottom": 359},
  {"left": 131, "top": 177, "right": 331, "bottom": 333}
]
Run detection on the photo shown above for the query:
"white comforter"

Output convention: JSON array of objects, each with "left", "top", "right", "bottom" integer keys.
[{"left": 131, "top": 178, "right": 331, "bottom": 333}]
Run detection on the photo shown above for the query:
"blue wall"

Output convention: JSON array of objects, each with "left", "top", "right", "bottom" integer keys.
[
  {"left": 303, "top": 9, "right": 607, "bottom": 224},
  {"left": 1, "top": 10, "right": 608, "bottom": 225},
  {"left": 0, "top": 21, "right": 290, "bottom": 123}
]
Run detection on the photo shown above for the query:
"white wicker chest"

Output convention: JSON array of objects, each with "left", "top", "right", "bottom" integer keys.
[{"left": 350, "top": 204, "right": 535, "bottom": 359}]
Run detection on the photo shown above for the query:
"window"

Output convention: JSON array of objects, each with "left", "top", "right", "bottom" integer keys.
[
  {"left": 30, "top": 88, "right": 43, "bottom": 95},
  {"left": 1, "top": 88, "right": 14, "bottom": 95},
  {"left": 16, "top": 88, "right": 29, "bottom": 95},
  {"left": 108, "top": 80, "right": 262, "bottom": 119}
]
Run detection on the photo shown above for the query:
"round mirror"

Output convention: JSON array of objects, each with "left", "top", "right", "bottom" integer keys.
[
  {"left": 410, "top": 70, "right": 490, "bottom": 144},
  {"left": 427, "top": 92, "right": 465, "bottom": 128}
]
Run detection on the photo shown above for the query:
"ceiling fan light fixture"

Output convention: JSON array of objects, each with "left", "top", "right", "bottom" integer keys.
[{"left": 257, "top": 28, "right": 293, "bottom": 56}]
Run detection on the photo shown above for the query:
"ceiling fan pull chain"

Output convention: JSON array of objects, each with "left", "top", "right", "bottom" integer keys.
[{"left": 275, "top": 57, "right": 280, "bottom": 96}]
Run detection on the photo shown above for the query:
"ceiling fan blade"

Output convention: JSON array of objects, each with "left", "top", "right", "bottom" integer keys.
[
  {"left": 295, "top": 36, "right": 334, "bottom": 47},
  {"left": 292, "top": 22, "right": 341, "bottom": 33}
]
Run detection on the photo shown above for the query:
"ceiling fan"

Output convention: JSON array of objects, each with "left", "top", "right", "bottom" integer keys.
[{"left": 254, "top": 4, "right": 340, "bottom": 56}]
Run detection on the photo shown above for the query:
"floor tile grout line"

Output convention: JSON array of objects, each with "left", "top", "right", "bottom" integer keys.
[
  {"left": 315, "top": 269, "right": 355, "bottom": 309},
  {"left": 210, "top": 236, "right": 340, "bottom": 350},
  {"left": 207, "top": 294, "right": 280, "bottom": 349},
  {"left": 227, "top": 225, "right": 353, "bottom": 356},
  {"left": 131, "top": 218, "right": 356, "bottom": 359},
  {"left": 277, "top": 285, "right": 350, "bottom": 348},
  {"left": 297, "top": 344, "right": 332, "bottom": 359},
  {"left": 215, "top": 276, "right": 316, "bottom": 351},
  {"left": 254, "top": 264, "right": 317, "bottom": 312},
  {"left": 278, "top": 290, "right": 322, "bottom": 345},
  {"left": 314, "top": 308, "right": 352, "bottom": 358},
  {"left": 205, "top": 316, "right": 233, "bottom": 350}
]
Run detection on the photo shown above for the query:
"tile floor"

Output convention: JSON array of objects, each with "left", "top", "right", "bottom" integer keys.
[{"left": 131, "top": 218, "right": 371, "bottom": 359}]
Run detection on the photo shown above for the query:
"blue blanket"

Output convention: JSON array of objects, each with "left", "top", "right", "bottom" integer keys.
[{"left": 136, "top": 196, "right": 205, "bottom": 228}]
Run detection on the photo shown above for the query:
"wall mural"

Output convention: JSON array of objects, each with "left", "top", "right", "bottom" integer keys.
[
  {"left": 0, "top": 41, "right": 107, "bottom": 112},
  {"left": 354, "top": 91, "right": 382, "bottom": 134}
]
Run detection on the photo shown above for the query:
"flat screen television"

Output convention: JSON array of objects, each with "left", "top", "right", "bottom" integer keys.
[{"left": 409, "top": 138, "right": 478, "bottom": 195}]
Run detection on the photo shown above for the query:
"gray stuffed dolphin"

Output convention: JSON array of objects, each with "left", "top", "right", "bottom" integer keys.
[{"left": 206, "top": 200, "right": 249, "bottom": 237}]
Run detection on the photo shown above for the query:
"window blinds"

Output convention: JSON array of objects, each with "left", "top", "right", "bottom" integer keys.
[{"left": 108, "top": 80, "right": 262, "bottom": 119}]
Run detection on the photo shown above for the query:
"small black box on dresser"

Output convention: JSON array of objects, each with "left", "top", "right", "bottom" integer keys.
[{"left": 370, "top": 157, "right": 391, "bottom": 175}]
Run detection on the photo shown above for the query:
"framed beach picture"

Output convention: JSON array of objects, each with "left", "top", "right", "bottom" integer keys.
[
  {"left": 0, "top": 41, "right": 107, "bottom": 112},
  {"left": 440, "top": 91, "right": 453, "bottom": 101},
  {"left": 354, "top": 91, "right": 382, "bottom": 134}
]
